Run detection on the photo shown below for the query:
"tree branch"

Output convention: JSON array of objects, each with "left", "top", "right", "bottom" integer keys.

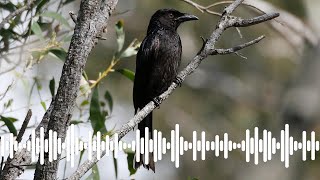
[
  {"left": 182, "top": 0, "right": 318, "bottom": 52},
  {"left": 211, "top": 35, "right": 265, "bottom": 55},
  {"left": 1, "top": 99, "right": 54, "bottom": 179},
  {"left": 0, "top": 0, "right": 35, "bottom": 31},
  {"left": 68, "top": 0, "right": 279, "bottom": 179},
  {"left": 32, "top": 0, "right": 118, "bottom": 179},
  {"left": 16, "top": 110, "right": 32, "bottom": 143},
  {"left": 1, "top": 0, "right": 119, "bottom": 179}
]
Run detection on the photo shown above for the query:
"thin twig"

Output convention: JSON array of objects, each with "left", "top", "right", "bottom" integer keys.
[
  {"left": 185, "top": 0, "right": 318, "bottom": 49},
  {"left": 0, "top": 0, "right": 36, "bottom": 31},
  {"left": 211, "top": 35, "right": 265, "bottom": 55},
  {"left": 181, "top": 0, "right": 222, "bottom": 16},
  {"left": 16, "top": 110, "right": 32, "bottom": 143},
  {"left": 69, "top": 11, "right": 77, "bottom": 23}
]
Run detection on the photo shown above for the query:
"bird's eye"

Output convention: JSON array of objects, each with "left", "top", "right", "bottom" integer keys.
[{"left": 169, "top": 13, "right": 174, "bottom": 18}]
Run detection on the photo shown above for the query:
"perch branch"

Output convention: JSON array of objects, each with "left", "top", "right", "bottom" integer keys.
[{"left": 68, "top": 0, "right": 279, "bottom": 179}]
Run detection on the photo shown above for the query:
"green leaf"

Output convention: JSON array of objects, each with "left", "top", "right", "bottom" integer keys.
[
  {"left": 104, "top": 90, "right": 113, "bottom": 112},
  {"left": 70, "top": 120, "right": 83, "bottom": 125},
  {"left": 86, "top": 164, "right": 100, "bottom": 180},
  {"left": 115, "top": 20, "right": 125, "bottom": 52},
  {"left": 41, "top": 101, "right": 46, "bottom": 110},
  {"left": 0, "top": 116, "right": 17, "bottom": 136},
  {"left": 35, "top": 0, "right": 50, "bottom": 13},
  {"left": 4, "top": 99, "right": 13, "bottom": 109},
  {"left": 49, "top": 77, "right": 55, "bottom": 96},
  {"left": 0, "top": 2, "right": 16, "bottom": 12},
  {"left": 63, "top": 0, "right": 77, "bottom": 5},
  {"left": 80, "top": 76, "right": 90, "bottom": 96},
  {"left": 31, "top": 21, "right": 44, "bottom": 41},
  {"left": 116, "top": 69, "right": 135, "bottom": 82},
  {"left": 49, "top": 48, "right": 67, "bottom": 61},
  {"left": 188, "top": 177, "right": 200, "bottom": 180},
  {"left": 31, "top": 50, "right": 48, "bottom": 62},
  {"left": 92, "top": 164, "right": 100, "bottom": 180},
  {"left": 41, "top": 11, "right": 70, "bottom": 28},
  {"left": 119, "top": 39, "right": 141, "bottom": 58},
  {"left": 80, "top": 100, "right": 89, "bottom": 106},
  {"left": 113, "top": 152, "right": 118, "bottom": 178},
  {"left": 89, "top": 87, "right": 107, "bottom": 134},
  {"left": 35, "top": 78, "right": 42, "bottom": 90},
  {"left": 78, "top": 149, "right": 85, "bottom": 167},
  {"left": 62, "top": 34, "right": 72, "bottom": 42},
  {"left": 126, "top": 151, "right": 137, "bottom": 175}
]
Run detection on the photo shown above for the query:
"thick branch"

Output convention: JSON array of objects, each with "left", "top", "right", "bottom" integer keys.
[
  {"left": 33, "top": 0, "right": 118, "bottom": 179},
  {"left": 0, "top": 0, "right": 35, "bottom": 31},
  {"left": 68, "top": 0, "right": 279, "bottom": 179},
  {"left": 224, "top": 0, "right": 244, "bottom": 14}
]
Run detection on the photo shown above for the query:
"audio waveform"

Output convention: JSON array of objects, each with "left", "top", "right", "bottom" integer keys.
[{"left": 0, "top": 124, "right": 318, "bottom": 168}]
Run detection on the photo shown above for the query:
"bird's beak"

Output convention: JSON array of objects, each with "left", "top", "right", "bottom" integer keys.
[{"left": 175, "top": 13, "right": 199, "bottom": 23}]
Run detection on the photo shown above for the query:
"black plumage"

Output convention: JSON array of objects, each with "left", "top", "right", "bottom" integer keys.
[{"left": 133, "top": 8, "right": 198, "bottom": 172}]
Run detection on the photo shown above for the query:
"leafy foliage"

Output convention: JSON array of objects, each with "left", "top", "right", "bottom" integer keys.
[
  {"left": 116, "top": 69, "right": 135, "bottom": 81},
  {"left": 49, "top": 77, "right": 55, "bottom": 96},
  {"left": 104, "top": 90, "right": 113, "bottom": 112},
  {"left": 126, "top": 150, "right": 137, "bottom": 176},
  {"left": 86, "top": 164, "right": 100, "bottom": 180},
  {"left": 0, "top": 116, "right": 17, "bottom": 136},
  {"left": 31, "top": 21, "right": 45, "bottom": 41},
  {"left": 115, "top": 20, "right": 125, "bottom": 53},
  {"left": 89, "top": 87, "right": 108, "bottom": 135},
  {"left": 40, "top": 11, "right": 71, "bottom": 28}
]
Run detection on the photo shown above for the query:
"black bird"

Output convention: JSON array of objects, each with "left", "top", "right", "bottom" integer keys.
[{"left": 133, "top": 8, "right": 198, "bottom": 172}]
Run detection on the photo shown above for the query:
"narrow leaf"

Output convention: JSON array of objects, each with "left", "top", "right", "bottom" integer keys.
[
  {"left": 0, "top": 116, "right": 17, "bottom": 136},
  {"left": 119, "top": 39, "right": 141, "bottom": 58},
  {"left": 116, "top": 69, "right": 135, "bottom": 82},
  {"left": 41, "top": 11, "right": 70, "bottom": 28},
  {"left": 4, "top": 99, "right": 13, "bottom": 108},
  {"left": 49, "top": 48, "right": 67, "bottom": 61},
  {"left": 70, "top": 120, "right": 83, "bottom": 125},
  {"left": 126, "top": 151, "right": 137, "bottom": 175},
  {"left": 113, "top": 152, "right": 118, "bottom": 178},
  {"left": 80, "top": 100, "right": 89, "bottom": 106},
  {"left": 85, "top": 164, "right": 100, "bottom": 180},
  {"left": 115, "top": 20, "right": 125, "bottom": 52},
  {"left": 31, "top": 21, "right": 44, "bottom": 41},
  {"left": 49, "top": 77, "right": 55, "bottom": 96},
  {"left": 89, "top": 87, "right": 107, "bottom": 134},
  {"left": 41, "top": 101, "right": 46, "bottom": 110},
  {"left": 36, "top": 0, "right": 50, "bottom": 13},
  {"left": 78, "top": 149, "right": 85, "bottom": 167},
  {"left": 104, "top": 90, "right": 113, "bottom": 112},
  {"left": 92, "top": 164, "right": 100, "bottom": 180}
]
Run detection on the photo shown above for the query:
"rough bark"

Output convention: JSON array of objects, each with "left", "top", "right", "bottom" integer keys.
[{"left": 33, "top": 0, "right": 118, "bottom": 179}]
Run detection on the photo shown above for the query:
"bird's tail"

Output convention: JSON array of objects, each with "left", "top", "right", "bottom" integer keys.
[{"left": 134, "top": 113, "right": 155, "bottom": 172}]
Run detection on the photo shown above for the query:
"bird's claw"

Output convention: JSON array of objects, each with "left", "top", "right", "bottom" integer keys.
[
  {"left": 152, "top": 97, "right": 161, "bottom": 108},
  {"left": 174, "top": 76, "right": 183, "bottom": 87}
]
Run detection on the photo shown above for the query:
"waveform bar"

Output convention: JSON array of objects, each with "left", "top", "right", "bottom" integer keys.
[{"left": 0, "top": 124, "right": 318, "bottom": 168}]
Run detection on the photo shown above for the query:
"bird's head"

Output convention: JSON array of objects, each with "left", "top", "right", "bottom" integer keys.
[{"left": 148, "top": 9, "right": 198, "bottom": 33}]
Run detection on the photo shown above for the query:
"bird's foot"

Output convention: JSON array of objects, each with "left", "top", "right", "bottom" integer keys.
[
  {"left": 152, "top": 97, "right": 161, "bottom": 108},
  {"left": 174, "top": 76, "right": 183, "bottom": 87}
]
